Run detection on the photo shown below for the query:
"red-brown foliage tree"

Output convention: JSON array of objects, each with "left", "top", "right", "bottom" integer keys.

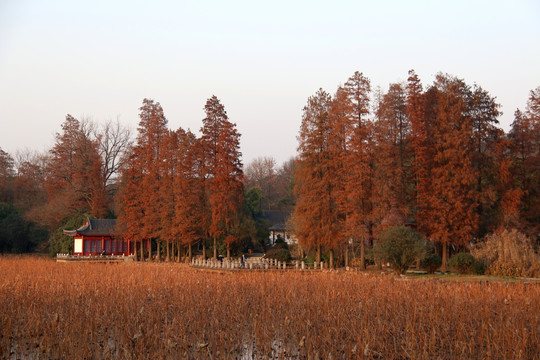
[
  {"left": 342, "top": 72, "right": 373, "bottom": 269},
  {"left": 13, "top": 156, "right": 47, "bottom": 215},
  {"left": 372, "top": 83, "right": 412, "bottom": 233},
  {"left": 293, "top": 89, "right": 344, "bottom": 266},
  {"left": 407, "top": 70, "right": 432, "bottom": 235},
  {"left": 118, "top": 99, "right": 169, "bottom": 261},
  {"left": 173, "top": 129, "right": 207, "bottom": 261},
  {"left": 40, "top": 115, "right": 107, "bottom": 229},
  {"left": 200, "top": 96, "right": 244, "bottom": 259},
  {"left": 157, "top": 129, "right": 178, "bottom": 262},
  {"left": 424, "top": 75, "right": 479, "bottom": 270}
]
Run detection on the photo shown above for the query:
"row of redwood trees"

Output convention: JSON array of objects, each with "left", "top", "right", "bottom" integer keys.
[
  {"left": 0, "top": 96, "right": 245, "bottom": 257},
  {"left": 0, "top": 71, "right": 538, "bottom": 265},
  {"left": 293, "top": 70, "right": 539, "bottom": 270},
  {"left": 118, "top": 96, "right": 244, "bottom": 261}
]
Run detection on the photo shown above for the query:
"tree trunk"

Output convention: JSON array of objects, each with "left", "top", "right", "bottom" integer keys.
[
  {"left": 329, "top": 248, "right": 334, "bottom": 269},
  {"left": 140, "top": 240, "right": 144, "bottom": 261},
  {"left": 360, "top": 239, "right": 365, "bottom": 270},
  {"left": 156, "top": 241, "right": 161, "bottom": 262},
  {"left": 227, "top": 247, "right": 230, "bottom": 259},
  {"left": 441, "top": 243, "right": 448, "bottom": 272},
  {"left": 188, "top": 243, "right": 192, "bottom": 260},
  {"left": 147, "top": 239, "right": 152, "bottom": 262},
  {"left": 166, "top": 241, "right": 170, "bottom": 262},
  {"left": 202, "top": 242, "right": 206, "bottom": 259},
  {"left": 316, "top": 244, "right": 321, "bottom": 263},
  {"left": 133, "top": 242, "right": 138, "bottom": 261},
  {"left": 345, "top": 245, "right": 349, "bottom": 267},
  {"left": 213, "top": 237, "right": 217, "bottom": 259}
]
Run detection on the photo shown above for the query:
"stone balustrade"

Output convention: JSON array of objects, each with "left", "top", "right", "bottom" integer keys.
[{"left": 190, "top": 257, "right": 331, "bottom": 271}]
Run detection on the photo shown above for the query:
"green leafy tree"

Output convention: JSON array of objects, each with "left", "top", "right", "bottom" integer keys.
[
  {"left": 0, "top": 148, "right": 15, "bottom": 202},
  {"left": 48, "top": 213, "right": 89, "bottom": 256},
  {"left": 375, "top": 225, "right": 426, "bottom": 275},
  {"left": 0, "top": 202, "right": 47, "bottom": 253},
  {"left": 508, "top": 87, "right": 540, "bottom": 235}
]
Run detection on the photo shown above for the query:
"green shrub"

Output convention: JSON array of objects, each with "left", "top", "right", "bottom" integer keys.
[
  {"left": 305, "top": 253, "right": 330, "bottom": 265},
  {"left": 49, "top": 214, "right": 90, "bottom": 257},
  {"left": 472, "top": 258, "right": 487, "bottom": 275},
  {"left": 274, "top": 236, "right": 289, "bottom": 250},
  {"left": 266, "top": 247, "right": 291, "bottom": 262},
  {"left": 420, "top": 253, "right": 442, "bottom": 274},
  {"left": 375, "top": 226, "right": 426, "bottom": 275},
  {"left": 448, "top": 253, "right": 476, "bottom": 274}
]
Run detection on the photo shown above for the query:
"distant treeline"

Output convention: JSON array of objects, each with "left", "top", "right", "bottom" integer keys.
[{"left": 0, "top": 70, "right": 538, "bottom": 263}]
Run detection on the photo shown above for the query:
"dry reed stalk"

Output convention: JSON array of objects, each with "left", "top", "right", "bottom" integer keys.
[{"left": 0, "top": 256, "right": 538, "bottom": 359}]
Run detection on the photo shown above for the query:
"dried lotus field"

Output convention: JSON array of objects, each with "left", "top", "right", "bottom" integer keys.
[{"left": 1, "top": 257, "right": 538, "bottom": 359}]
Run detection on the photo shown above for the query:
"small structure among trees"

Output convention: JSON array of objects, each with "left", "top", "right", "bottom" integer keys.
[
  {"left": 63, "top": 218, "right": 132, "bottom": 256},
  {"left": 262, "top": 210, "right": 296, "bottom": 245}
]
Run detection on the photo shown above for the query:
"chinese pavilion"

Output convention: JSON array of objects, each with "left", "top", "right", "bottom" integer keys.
[{"left": 63, "top": 218, "right": 133, "bottom": 256}]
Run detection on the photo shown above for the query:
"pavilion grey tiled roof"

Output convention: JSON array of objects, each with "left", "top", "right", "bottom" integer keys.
[{"left": 63, "top": 218, "right": 119, "bottom": 237}]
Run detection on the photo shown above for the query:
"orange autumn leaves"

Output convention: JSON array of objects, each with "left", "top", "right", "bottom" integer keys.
[
  {"left": 293, "top": 71, "right": 537, "bottom": 269},
  {"left": 118, "top": 97, "right": 243, "bottom": 260}
]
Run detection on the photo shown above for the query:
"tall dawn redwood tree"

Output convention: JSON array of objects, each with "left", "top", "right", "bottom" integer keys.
[
  {"left": 119, "top": 99, "right": 169, "bottom": 261},
  {"left": 343, "top": 72, "right": 373, "bottom": 269},
  {"left": 173, "top": 130, "right": 206, "bottom": 261},
  {"left": 293, "top": 89, "right": 344, "bottom": 266},
  {"left": 117, "top": 148, "right": 143, "bottom": 261},
  {"left": 372, "top": 82, "right": 411, "bottom": 233},
  {"left": 508, "top": 86, "right": 540, "bottom": 234},
  {"left": 200, "top": 96, "right": 243, "bottom": 259},
  {"left": 469, "top": 85, "right": 503, "bottom": 236},
  {"left": 427, "top": 75, "right": 479, "bottom": 270},
  {"left": 157, "top": 129, "right": 178, "bottom": 262},
  {"left": 407, "top": 70, "right": 434, "bottom": 236}
]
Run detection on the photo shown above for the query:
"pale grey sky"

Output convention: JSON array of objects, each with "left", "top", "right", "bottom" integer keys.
[{"left": 1, "top": 0, "right": 539, "bottom": 165}]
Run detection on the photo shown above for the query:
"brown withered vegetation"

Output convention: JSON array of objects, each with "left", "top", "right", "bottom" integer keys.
[{"left": 1, "top": 257, "right": 538, "bottom": 359}]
